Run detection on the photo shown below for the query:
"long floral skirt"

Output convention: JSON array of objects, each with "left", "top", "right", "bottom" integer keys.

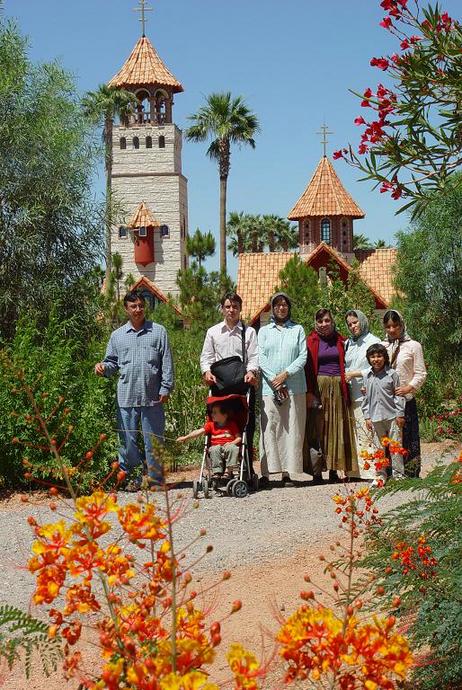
[{"left": 305, "top": 375, "right": 358, "bottom": 476}]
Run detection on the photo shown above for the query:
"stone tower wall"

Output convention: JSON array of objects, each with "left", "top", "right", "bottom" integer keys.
[{"left": 111, "top": 123, "right": 188, "bottom": 296}]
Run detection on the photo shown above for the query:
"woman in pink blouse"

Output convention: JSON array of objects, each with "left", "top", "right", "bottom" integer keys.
[{"left": 382, "top": 310, "right": 427, "bottom": 478}]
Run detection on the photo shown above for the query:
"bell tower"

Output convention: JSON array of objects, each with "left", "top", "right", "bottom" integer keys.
[
  {"left": 109, "top": 3, "right": 188, "bottom": 296},
  {"left": 288, "top": 125, "right": 364, "bottom": 262}
]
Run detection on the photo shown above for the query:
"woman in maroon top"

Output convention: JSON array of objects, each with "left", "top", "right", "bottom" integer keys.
[{"left": 304, "top": 308, "right": 358, "bottom": 483}]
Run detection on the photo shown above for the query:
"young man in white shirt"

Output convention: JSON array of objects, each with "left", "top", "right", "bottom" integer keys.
[{"left": 200, "top": 292, "right": 258, "bottom": 465}]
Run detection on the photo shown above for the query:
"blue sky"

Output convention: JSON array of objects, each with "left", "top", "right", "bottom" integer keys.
[{"left": 5, "top": 0, "right": 460, "bottom": 276}]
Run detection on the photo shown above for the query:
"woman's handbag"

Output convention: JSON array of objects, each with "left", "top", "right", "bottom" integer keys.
[{"left": 210, "top": 325, "right": 249, "bottom": 395}]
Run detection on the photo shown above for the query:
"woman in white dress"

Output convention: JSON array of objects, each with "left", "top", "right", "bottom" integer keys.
[
  {"left": 344, "top": 309, "right": 381, "bottom": 479},
  {"left": 258, "top": 293, "right": 307, "bottom": 488}
]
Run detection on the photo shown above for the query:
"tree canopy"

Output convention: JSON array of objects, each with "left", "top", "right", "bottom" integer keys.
[
  {"left": 394, "top": 173, "right": 462, "bottom": 365},
  {"left": 0, "top": 19, "right": 102, "bottom": 339}
]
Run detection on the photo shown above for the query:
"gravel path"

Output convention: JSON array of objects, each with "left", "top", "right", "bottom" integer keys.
[{"left": 1, "top": 442, "right": 457, "bottom": 613}]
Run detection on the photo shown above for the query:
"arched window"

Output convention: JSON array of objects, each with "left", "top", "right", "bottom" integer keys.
[
  {"left": 119, "top": 137, "right": 127, "bottom": 150},
  {"left": 135, "top": 89, "right": 150, "bottom": 124},
  {"left": 158, "top": 135, "right": 165, "bottom": 148},
  {"left": 154, "top": 90, "right": 168, "bottom": 124},
  {"left": 146, "top": 136, "right": 152, "bottom": 149},
  {"left": 321, "top": 218, "right": 331, "bottom": 244},
  {"left": 133, "top": 136, "right": 140, "bottom": 150}
]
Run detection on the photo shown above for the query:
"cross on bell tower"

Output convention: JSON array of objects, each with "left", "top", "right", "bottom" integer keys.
[
  {"left": 133, "top": 0, "right": 153, "bottom": 37},
  {"left": 317, "top": 122, "right": 334, "bottom": 157}
]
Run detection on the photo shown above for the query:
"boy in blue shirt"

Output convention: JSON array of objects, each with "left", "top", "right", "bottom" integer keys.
[{"left": 361, "top": 344, "right": 406, "bottom": 487}]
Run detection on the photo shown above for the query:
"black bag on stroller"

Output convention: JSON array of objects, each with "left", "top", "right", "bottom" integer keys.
[{"left": 209, "top": 323, "right": 249, "bottom": 396}]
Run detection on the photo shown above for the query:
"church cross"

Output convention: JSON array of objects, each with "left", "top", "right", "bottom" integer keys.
[
  {"left": 133, "top": 0, "right": 153, "bottom": 36},
  {"left": 317, "top": 122, "right": 334, "bottom": 157}
]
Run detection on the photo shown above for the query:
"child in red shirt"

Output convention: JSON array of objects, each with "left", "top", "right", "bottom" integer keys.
[{"left": 177, "top": 403, "right": 241, "bottom": 477}]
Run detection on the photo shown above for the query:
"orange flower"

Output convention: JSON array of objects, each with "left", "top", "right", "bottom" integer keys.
[
  {"left": 118, "top": 502, "right": 166, "bottom": 542},
  {"left": 227, "top": 643, "right": 262, "bottom": 690}
]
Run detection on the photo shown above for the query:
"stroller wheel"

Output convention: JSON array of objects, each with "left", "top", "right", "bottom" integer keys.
[
  {"left": 232, "top": 480, "right": 248, "bottom": 498},
  {"left": 203, "top": 478, "right": 210, "bottom": 498},
  {"left": 192, "top": 480, "right": 199, "bottom": 499},
  {"left": 226, "top": 478, "right": 237, "bottom": 496},
  {"left": 251, "top": 474, "right": 259, "bottom": 492}
]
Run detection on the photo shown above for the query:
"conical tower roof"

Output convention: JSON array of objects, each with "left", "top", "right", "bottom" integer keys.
[
  {"left": 288, "top": 156, "right": 364, "bottom": 220},
  {"left": 108, "top": 36, "right": 183, "bottom": 93},
  {"left": 128, "top": 201, "right": 161, "bottom": 229}
]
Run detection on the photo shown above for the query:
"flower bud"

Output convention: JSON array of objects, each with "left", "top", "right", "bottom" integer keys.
[{"left": 231, "top": 600, "right": 242, "bottom": 613}]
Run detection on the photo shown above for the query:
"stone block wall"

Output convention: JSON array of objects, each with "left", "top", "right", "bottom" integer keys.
[{"left": 110, "top": 123, "right": 188, "bottom": 296}]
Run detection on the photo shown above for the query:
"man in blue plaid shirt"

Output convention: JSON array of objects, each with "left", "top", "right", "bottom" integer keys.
[{"left": 95, "top": 291, "right": 174, "bottom": 486}]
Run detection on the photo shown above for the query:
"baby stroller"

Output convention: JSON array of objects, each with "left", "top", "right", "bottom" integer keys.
[{"left": 192, "top": 392, "right": 259, "bottom": 498}]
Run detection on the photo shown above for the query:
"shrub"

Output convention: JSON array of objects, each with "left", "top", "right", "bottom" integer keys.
[
  {"left": 362, "top": 452, "right": 462, "bottom": 690},
  {"left": 0, "top": 313, "right": 116, "bottom": 491}
]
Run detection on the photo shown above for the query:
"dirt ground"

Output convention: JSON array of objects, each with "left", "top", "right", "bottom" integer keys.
[{"left": 0, "top": 441, "right": 459, "bottom": 689}]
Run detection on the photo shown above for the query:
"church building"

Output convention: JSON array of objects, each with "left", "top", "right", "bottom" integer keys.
[
  {"left": 237, "top": 151, "right": 397, "bottom": 325},
  {"left": 108, "top": 17, "right": 188, "bottom": 300}
]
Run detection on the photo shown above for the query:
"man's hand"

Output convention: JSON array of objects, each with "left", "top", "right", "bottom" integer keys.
[
  {"left": 94, "top": 362, "right": 105, "bottom": 376},
  {"left": 159, "top": 394, "right": 170, "bottom": 404},
  {"left": 396, "top": 416, "right": 405, "bottom": 429},
  {"left": 396, "top": 384, "right": 414, "bottom": 396},
  {"left": 244, "top": 371, "right": 258, "bottom": 387},
  {"left": 271, "top": 371, "right": 288, "bottom": 390},
  {"left": 365, "top": 418, "right": 373, "bottom": 432},
  {"left": 203, "top": 371, "right": 217, "bottom": 386},
  {"left": 176, "top": 435, "right": 187, "bottom": 443}
]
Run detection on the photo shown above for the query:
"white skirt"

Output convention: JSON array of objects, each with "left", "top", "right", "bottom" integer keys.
[{"left": 259, "top": 393, "right": 306, "bottom": 475}]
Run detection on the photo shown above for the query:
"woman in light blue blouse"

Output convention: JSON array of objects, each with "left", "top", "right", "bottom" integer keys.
[
  {"left": 344, "top": 309, "right": 381, "bottom": 479},
  {"left": 258, "top": 293, "right": 307, "bottom": 488}
]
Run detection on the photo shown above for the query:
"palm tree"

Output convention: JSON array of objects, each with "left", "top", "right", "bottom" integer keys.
[
  {"left": 186, "top": 228, "right": 216, "bottom": 268},
  {"left": 186, "top": 93, "right": 260, "bottom": 272},
  {"left": 275, "top": 218, "right": 298, "bottom": 252},
  {"left": 353, "top": 233, "right": 373, "bottom": 250},
  {"left": 82, "top": 85, "right": 137, "bottom": 289},
  {"left": 227, "top": 211, "right": 252, "bottom": 256},
  {"left": 373, "top": 238, "right": 389, "bottom": 248}
]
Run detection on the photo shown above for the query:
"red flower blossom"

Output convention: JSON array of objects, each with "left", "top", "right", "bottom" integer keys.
[
  {"left": 380, "top": 16, "right": 393, "bottom": 29},
  {"left": 370, "top": 57, "right": 390, "bottom": 70}
]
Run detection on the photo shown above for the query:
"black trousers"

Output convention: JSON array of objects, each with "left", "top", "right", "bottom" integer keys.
[{"left": 246, "top": 385, "right": 256, "bottom": 469}]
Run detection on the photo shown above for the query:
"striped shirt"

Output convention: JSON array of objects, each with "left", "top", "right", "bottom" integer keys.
[{"left": 103, "top": 320, "right": 174, "bottom": 407}]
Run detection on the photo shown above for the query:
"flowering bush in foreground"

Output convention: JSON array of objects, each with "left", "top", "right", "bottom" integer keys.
[
  {"left": 11, "top": 370, "right": 414, "bottom": 689},
  {"left": 362, "top": 449, "right": 462, "bottom": 690}
]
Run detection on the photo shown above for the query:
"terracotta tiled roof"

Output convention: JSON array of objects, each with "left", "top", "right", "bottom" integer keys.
[
  {"left": 132, "top": 276, "right": 183, "bottom": 317},
  {"left": 358, "top": 248, "right": 397, "bottom": 304},
  {"left": 108, "top": 36, "right": 183, "bottom": 92},
  {"left": 128, "top": 201, "right": 160, "bottom": 229},
  {"left": 237, "top": 252, "right": 294, "bottom": 323},
  {"left": 237, "top": 243, "right": 396, "bottom": 324},
  {"left": 288, "top": 156, "right": 365, "bottom": 220}
]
